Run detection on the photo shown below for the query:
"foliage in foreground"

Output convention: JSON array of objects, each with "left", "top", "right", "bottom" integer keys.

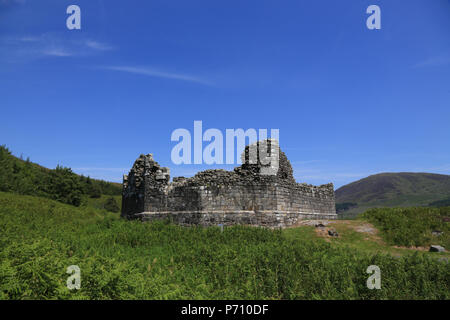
[
  {"left": 0, "top": 192, "right": 448, "bottom": 300},
  {"left": 361, "top": 207, "right": 450, "bottom": 248}
]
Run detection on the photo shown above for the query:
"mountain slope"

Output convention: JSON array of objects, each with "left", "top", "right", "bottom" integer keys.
[
  {"left": 335, "top": 172, "right": 450, "bottom": 216},
  {"left": 0, "top": 145, "right": 121, "bottom": 206}
]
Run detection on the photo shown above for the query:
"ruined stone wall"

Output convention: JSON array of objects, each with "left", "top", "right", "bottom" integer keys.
[
  {"left": 163, "top": 183, "right": 278, "bottom": 213},
  {"left": 122, "top": 140, "right": 337, "bottom": 227},
  {"left": 275, "top": 184, "right": 335, "bottom": 214}
]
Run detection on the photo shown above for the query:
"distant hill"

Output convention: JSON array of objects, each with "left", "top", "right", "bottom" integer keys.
[
  {"left": 0, "top": 145, "right": 122, "bottom": 206},
  {"left": 335, "top": 172, "right": 450, "bottom": 217}
]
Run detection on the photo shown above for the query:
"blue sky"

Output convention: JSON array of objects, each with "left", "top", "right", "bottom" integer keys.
[{"left": 0, "top": 0, "right": 449, "bottom": 188}]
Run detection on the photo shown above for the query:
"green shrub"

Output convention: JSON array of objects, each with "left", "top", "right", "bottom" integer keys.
[
  {"left": 104, "top": 197, "right": 120, "bottom": 213},
  {"left": 361, "top": 207, "right": 450, "bottom": 248}
]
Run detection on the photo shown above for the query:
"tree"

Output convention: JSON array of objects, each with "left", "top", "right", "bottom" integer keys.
[{"left": 49, "top": 166, "right": 84, "bottom": 206}]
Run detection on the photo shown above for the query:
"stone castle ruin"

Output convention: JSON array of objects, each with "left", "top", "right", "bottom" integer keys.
[{"left": 122, "top": 140, "right": 336, "bottom": 228}]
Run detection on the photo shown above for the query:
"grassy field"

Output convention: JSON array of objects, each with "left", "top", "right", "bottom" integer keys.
[{"left": 0, "top": 191, "right": 448, "bottom": 300}]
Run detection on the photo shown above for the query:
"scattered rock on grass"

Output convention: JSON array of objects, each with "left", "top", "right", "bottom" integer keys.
[
  {"left": 300, "top": 220, "right": 333, "bottom": 227},
  {"left": 328, "top": 229, "right": 339, "bottom": 237},
  {"left": 429, "top": 245, "right": 446, "bottom": 253}
]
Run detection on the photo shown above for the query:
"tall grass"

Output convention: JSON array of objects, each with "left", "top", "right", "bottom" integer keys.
[{"left": 0, "top": 192, "right": 448, "bottom": 299}]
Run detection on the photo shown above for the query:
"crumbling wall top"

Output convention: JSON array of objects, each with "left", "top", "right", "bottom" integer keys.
[{"left": 123, "top": 140, "right": 332, "bottom": 190}]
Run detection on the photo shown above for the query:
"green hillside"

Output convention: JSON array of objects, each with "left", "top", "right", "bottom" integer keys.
[
  {"left": 0, "top": 191, "right": 448, "bottom": 300},
  {"left": 335, "top": 172, "right": 450, "bottom": 217},
  {"left": 0, "top": 145, "right": 122, "bottom": 209}
]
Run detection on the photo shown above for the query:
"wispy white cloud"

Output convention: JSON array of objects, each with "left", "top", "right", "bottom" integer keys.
[
  {"left": 41, "top": 47, "right": 74, "bottom": 57},
  {"left": 100, "top": 66, "right": 212, "bottom": 86},
  {"left": 295, "top": 172, "right": 375, "bottom": 181},
  {"left": 1, "top": 33, "right": 114, "bottom": 61},
  {"left": 413, "top": 54, "right": 450, "bottom": 68},
  {"left": 73, "top": 167, "right": 128, "bottom": 172},
  {"left": 84, "top": 40, "right": 114, "bottom": 51},
  {"left": 293, "top": 166, "right": 374, "bottom": 182},
  {"left": 72, "top": 167, "right": 128, "bottom": 183},
  {"left": 433, "top": 164, "right": 450, "bottom": 172},
  {"left": 18, "top": 36, "right": 39, "bottom": 42},
  {"left": 410, "top": 164, "right": 450, "bottom": 173},
  {"left": 290, "top": 160, "right": 323, "bottom": 166}
]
